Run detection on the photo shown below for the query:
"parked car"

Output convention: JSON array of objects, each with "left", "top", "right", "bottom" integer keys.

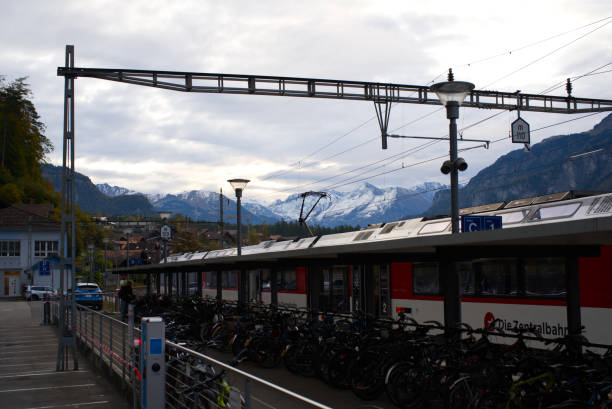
[
  {"left": 74, "top": 282, "right": 103, "bottom": 310},
  {"left": 25, "top": 285, "right": 57, "bottom": 301}
]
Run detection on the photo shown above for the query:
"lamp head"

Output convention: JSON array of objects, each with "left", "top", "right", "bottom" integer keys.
[
  {"left": 455, "top": 157, "right": 468, "bottom": 172},
  {"left": 441, "top": 160, "right": 453, "bottom": 175},
  {"left": 228, "top": 179, "right": 250, "bottom": 198},
  {"left": 430, "top": 81, "right": 475, "bottom": 106}
]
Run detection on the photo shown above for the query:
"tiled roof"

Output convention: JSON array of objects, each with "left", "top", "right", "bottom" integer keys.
[{"left": 0, "top": 204, "right": 59, "bottom": 229}]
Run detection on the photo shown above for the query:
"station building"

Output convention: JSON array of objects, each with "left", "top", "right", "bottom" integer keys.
[{"left": 0, "top": 204, "right": 60, "bottom": 297}]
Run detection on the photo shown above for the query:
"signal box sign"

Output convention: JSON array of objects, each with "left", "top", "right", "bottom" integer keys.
[
  {"left": 161, "top": 225, "right": 171, "bottom": 240},
  {"left": 511, "top": 117, "right": 530, "bottom": 144},
  {"left": 461, "top": 215, "right": 502, "bottom": 232}
]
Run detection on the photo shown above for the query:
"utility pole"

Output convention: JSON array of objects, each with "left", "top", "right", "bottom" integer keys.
[
  {"left": 219, "top": 188, "right": 224, "bottom": 249},
  {"left": 1, "top": 108, "right": 6, "bottom": 167}
]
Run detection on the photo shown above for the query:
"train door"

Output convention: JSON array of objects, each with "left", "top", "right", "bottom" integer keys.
[
  {"left": 372, "top": 265, "right": 391, "bottom": 318},
  {"left": 248, "top": 270, "right": 261, "bottom": 303},
  {"left": 351, "top": 265, "right": 366, "bottom": 312},
  {"left": 320, "top": 266, "right": 349, "bottom": 312}
]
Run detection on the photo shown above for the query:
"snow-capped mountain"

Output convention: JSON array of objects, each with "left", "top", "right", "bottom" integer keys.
[
  {"left": 96, "top": 183, "right": 140, "bottom": 197},
  {"left": 95, "top": 182, "right": 444, "bottom": 227},
  {"left": 267, "top": 182, "right": 443, "bottom": 227}
]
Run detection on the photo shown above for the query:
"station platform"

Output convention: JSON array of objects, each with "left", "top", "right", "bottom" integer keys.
[{"left": 0, "top": 299, "right": 130, "bottom": 409}]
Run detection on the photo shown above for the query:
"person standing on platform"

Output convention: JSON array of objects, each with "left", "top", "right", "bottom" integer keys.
[{"left": 119, "top": 280, "right": 135, "bottom": 322}]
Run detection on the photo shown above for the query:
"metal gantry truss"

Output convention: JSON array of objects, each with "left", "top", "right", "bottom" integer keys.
[
  {"left": 58, "top": 65, "right": 612, "bottom": 151},
  {"left": 57, "top": 66, "right": 612, "bottom": 114}
]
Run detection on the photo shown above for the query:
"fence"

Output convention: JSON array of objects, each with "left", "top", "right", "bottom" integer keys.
[{"left": 52, "top": 301, "right": 332, "bottom": 409}]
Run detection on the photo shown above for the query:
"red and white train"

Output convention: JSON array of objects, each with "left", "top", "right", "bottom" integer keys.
[{"left": 162, "top": 191, "right": 612, "bottom": 346}]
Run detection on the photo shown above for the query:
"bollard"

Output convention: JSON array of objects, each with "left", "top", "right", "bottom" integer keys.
[
  {"left": 140, "top": 317, "right": 165, "bottom": 409},
  {"left": 43, "top": 301, "right": 50, "bottom": 325}
]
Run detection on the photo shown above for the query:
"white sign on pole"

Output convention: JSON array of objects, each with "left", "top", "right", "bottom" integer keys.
[
  {"left": 161, "top": 225, "right": 171, "bottom": 240},
  {"left": 511, "top": 117, "right": 530, "bottom": 144}
]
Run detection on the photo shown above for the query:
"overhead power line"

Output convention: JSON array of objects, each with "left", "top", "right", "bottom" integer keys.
[{"left": 461, "top": 16, "right": 612, "bottom": 67}]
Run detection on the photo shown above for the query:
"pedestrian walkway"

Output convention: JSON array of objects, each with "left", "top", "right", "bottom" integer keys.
[{"left": 0, "top": 299, "right": 131, "bottom": 409}]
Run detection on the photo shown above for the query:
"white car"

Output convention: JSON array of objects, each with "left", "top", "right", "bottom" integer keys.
[{"left": 25, "top": 285, "right": 57, "bottom": 301}]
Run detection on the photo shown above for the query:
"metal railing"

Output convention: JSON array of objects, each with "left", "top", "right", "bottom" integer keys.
[
  {"left": 52, "top": 301, "right": 140, "bottom": 406},
  {"left": 165, "top": 341, "right": 332, "bottom": 409},
  {"left": 52, "top": 302, "right": 332, "bottom": 409}
]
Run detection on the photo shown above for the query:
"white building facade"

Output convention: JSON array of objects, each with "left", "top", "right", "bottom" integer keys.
[{"left": 0, "top": 204, "right": 61, "bottom": 297}]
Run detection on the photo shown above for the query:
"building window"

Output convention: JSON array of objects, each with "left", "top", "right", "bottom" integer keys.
[
  {"left": 34, "top": 241, "right": 58, "bottom": 257},
  {"left": 413, "top": 262, "right": 440, "bottom": 295},
  {"left": 0, "top": 241, "right": 21, "bottom": 257}
]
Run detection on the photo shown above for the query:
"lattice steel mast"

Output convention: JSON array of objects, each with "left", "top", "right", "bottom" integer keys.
[{"left": 56, "top": 45, "right": 78, "bottom": 371}]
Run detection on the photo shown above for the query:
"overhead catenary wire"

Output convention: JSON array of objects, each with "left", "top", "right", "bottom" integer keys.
[
  {"left": 460, "top": 16, "right": 612, "bottom": 67},
  {"left": 480, "top": 19, "right": 612, "bottom": 89}
]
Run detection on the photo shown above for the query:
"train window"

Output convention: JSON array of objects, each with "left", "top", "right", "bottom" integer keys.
[
  {"left": 418, "top": 221, "right": 450, "bottom": 235},
  {"left": 529, "top": 202, "right": 580, "bottom": 221},
  {"left": 525, "top": 259, "right": 566, "bottom": 297},
  {"left": 457, "top": 262, "right": 475, "bottom": 295},
  {"left": 499, "top": 210, "right": 529, "bottom": 225},
  {"left": 413, "top": 263, "right": 440, "bottom": 295},
  {"left": 261, "top": 269, "right": 271, "bottom": 290},
  {"left": 222, "top": 271, "right": 237, "bottom": 289},
  {"left": 478, "top": 260, "right": 517, "bottom": 296},
  {"left": 281, "top": 269, "right": 297, "bottom": 290},
  {"left": 205, "top": 272, "right": 217, "bottom": 288}
]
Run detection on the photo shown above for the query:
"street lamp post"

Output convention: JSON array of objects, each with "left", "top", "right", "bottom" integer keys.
[
  {"left": 430, "top": 69, "right": 474, "bottom": 234},
  {"left": 227, "top": 179, "right": 249, "bottom": 256},
  {"left": 228, "top": 178, "right": 249, "bottom": 309},
  {"left": 430, "top": 69, "right": 474, "bottom": 337}
]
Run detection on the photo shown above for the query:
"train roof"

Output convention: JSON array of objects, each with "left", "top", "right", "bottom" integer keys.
[{"left": 118, "top": 191, "right": 612, "bottom": 273}]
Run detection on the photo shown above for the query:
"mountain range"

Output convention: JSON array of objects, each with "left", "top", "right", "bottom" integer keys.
[
  {"left": 99, "top": 181, "right": 444, "bottom": 227},
  {"left": 41, "top": 113, "right": 612, "bottom": 226}
]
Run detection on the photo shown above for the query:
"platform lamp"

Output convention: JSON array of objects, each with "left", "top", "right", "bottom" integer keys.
[
  {"left": 227, "top": 179, "right": 249, "bottom": 256},
  {"left": 430, "top": 69, "right": 474, "bottom": 234}
]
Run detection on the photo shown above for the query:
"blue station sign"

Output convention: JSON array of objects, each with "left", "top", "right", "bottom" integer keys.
[{"left": 461, "top": 215, "right": 502, "bottom": 232}]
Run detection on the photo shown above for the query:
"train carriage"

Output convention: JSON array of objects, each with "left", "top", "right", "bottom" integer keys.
[{"left": 156, "top": 191, "right": 612, "bottom": 346}]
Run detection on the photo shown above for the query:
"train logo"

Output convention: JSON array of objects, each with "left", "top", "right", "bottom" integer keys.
[{"left": 484, "top": 311, "right": 495, "bottom": 330}]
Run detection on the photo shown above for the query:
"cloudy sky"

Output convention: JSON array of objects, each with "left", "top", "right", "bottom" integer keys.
[{"left": 2, "top": 1, "right": 611, "bottom": 204}]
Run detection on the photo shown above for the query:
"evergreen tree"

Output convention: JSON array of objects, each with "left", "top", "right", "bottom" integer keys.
[{"left": 0, "top": 76, "right": 56, "bottom": 206}]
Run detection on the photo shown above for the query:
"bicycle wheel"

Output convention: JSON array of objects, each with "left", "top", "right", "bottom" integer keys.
[
  {"left": 350, "top": 352, "right": 385, "bottom": 400},
  {"left": 386, "top": 364, "right": 426, "bottom": 409},
  {"left": 446, "top": 377, "right": 475, "bottom": 409},
  {"left": 255, "top": 337, "right": 281, "bottom": 368},
  {"left": 475, "top": 392, "right": 505, "bottom": 409},
  {"left": 327, "top": 352, "right": 353, "bottom": 389}
]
